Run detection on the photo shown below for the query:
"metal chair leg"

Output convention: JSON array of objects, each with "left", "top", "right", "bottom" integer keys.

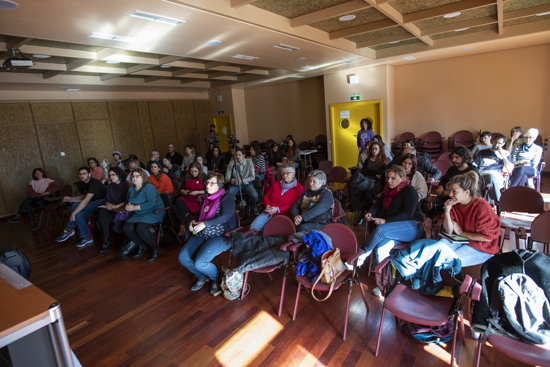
[
  {"left": 292, "top": 284, "right": 301, "bottom": 321},
  {"left": 278, "top": 267, "right": 288, "bottom": 317},
  {"left": 240, "top": 272, "right": 249, "bottom": 301},
  {"left": 375, "top": 308, "right": 386, "bottom": 357}
]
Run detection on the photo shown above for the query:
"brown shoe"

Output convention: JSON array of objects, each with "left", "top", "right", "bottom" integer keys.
[{"left": 177, "top": 225, "right": 186, "bottom": 237}]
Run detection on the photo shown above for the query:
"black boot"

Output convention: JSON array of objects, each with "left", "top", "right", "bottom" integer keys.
[
  {"left": 147, "top": 247, "right": 164, "bottom": 262},
  {"left": 29, "top": 221, "right": 37, "bottom": 231},
  {"left": 9, "top": 214, "right": 21, "bottom": 223},
  {"left": 133, "top": 244, "right": 147, "bottom": 258},
  {"left": 99, "top": 240, "right": 112, "bottom": 254}
]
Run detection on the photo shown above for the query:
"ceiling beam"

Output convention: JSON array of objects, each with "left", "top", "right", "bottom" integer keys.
[
  {"left": 158, "top": 55, "right": 184, "bottom": 65},
  {"left": 239, "top": 65, "right": 259, "bottom": 73},
  {"left": 356, "top": 34, "right": 416, "bottom": 49},
  {"left": 230, "top": 0, "right": 258, "bottom": 8},
  {"left": 145, "top": 76, "right": 168, "bottom": 83},
  {"left": 172, "top": 68, "right": 201, "bottom": 77},
  {"left": 504, "top": 3, "right": 550, "bottom": 20},
  {"left": 402, "top": 0, "right": 495, "bottom": 24},
  {"left": 100, "top": 74, "right": 125, "bottom": 81},
  {"left": 329, "top": 19, "right": 396, "bottom": 40},
  {"left": 208, "top": 71, "right": 236, "bottom": 79},
  {"left": 203, "top": 61, "right": 227, "bottom": 70},
  {"left": 0, "top": 37, "right": 33, "bottom": 59},
  {"left": 126, "top": 64, "right": 155, "bottom": 73},
  {"left": 291, "top": 0, "right": 371, "bottom": 28},
  {"left": 43, "top": 48, "right": 121, "bottom": 80},
  {"left": 420, "top": 16, "right": 497, "bottom": 36},
  {"left": 496, "top": 0, "right": 504, "bottom": 35}
]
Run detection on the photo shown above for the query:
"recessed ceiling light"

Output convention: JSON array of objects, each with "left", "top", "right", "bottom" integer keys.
[
  {"left": 0, "top": 0, "right": 19, "bottom": 10},
  {"left": 461, "top": 47, "right": 473, "bottom": 51},
  {"left": 231, "top": 54, "right": 259, "bottom": 60},
  {"left": 66, "top": 89, "right": 81, "bottom": 92},
  {"left": 273, "top": 44, "right": 300, "bottom": 51},
  {"left": 303, "top": 65, "right": 318, "bottom": 70},
  {"left": 106, "top": 60, "right": 120, "bottom": 64},
  {"left": 288, "top": 75, "right": 305, "bottom": 78},
  {"left": 294, "top": 57, "right": 306, "bottom": 61},
  {"left": 87, "top": 32, "right": 136, "bottom": 43},
  {"left": 32, "top": 54, "right": 51, "bottom": 59},
  {"left": 454, "top": 28, "right": 469, "bottom": 32},
  {"left": 205, "top": 40, "right": 222, "bottom": 46},
  {"left": 128, "top": 11, "right": 185, "bottom": 26},
  {"left": 389, "top": 41, "right": 400, "bottom": 44},
  {"left": 160, "top": 65, "right": 172, "bottom": 68},
  {"left": 403, "top": 56, "right": 416, "bottom": 61},
  {"left": 444, "top": 12, "right": 461, "bottom": 18},
  {"left": 339, "top": 15, "right": 356, "bottom": 21},
  {"left": 59, "top": 87, "right": 70, "bottom": 89},
  {"left": 536, "top": 11, "right": 550, "bottom": 16},
  {"left": 336, "top": 59, "right": 352, "bottom": 63},
  {"left": 261, "top": 80, "right": 271, "bottom": 83}
]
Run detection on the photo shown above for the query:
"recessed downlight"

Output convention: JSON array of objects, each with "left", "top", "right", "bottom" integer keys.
[
  {"left": 294, "top": 57, "right": 306, "bottom": 61},
  {"left": 339, "top": 15, "right": 356, "bottom": 21},
  {"left": 403, "top": 56, "right": 416, "bottom": 61},
  {"left": 454, "top": 28, "right": 469, "bottom": 32},
  {"left": 160, "top": 65, "right": 172, "bottom": 68},
  {"left": 444, "top": 12, "right": 461, "bottom": 18},
  {"left": 205, "top": 40, "right": 222, "bottom": 46},
  {"left": 106, "top": 60, "right": 120, "bottom": 64},
  {"left": 32, "top": 54, "right": 51, "bottom": 59},
  {"left": 231, "top": 54, "right": 259, "bottom": 60},
  {"left": 536, "top": 11, "right": 550, "bottom": 16},
  {"left": 0, "top": 0, "right": 19, "bottom": 9},
  {"left": 66, "top": 89, "right": 81, "bottom": 92},
  {"left": 389, "top": 41, "right": 400, "bottom": 44},
  {"left": 461, "top": 47, "right": 473, "bottom": 51}
]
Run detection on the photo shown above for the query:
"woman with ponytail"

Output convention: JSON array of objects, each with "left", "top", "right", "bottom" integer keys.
[{"left": 442, "top": 171, "right": 501, "bottom": 266}]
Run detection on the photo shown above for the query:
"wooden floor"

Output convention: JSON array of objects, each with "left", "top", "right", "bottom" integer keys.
[{"left": 2, "top": 180, "right": 548, "bottom": 367}]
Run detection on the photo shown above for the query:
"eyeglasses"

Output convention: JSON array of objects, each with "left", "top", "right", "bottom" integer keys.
[
  {"left": 132, "top": 175, "right": 141, "bottom": 178},
  {"left": 282, "top": 172, "right": 294, "bottom": 175},
  {"left": 206, "top": 182, "right": 219, "bottom": 186}
]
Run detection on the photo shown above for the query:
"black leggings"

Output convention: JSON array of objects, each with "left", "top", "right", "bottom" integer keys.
[
  {"left": 17, "top": 197, "right": 43, "bottom": 222},
  {"left": 160, "top": 193, "right": 180, "bottom": 223},
  {"left": 98, "top": 208, "right": 117, "bottom": 242},
  {"left": 122, "top": 222, "right": 159, "bottom": 250},
  {"left": 175, "top": 199, "right": 191, "bottom": 225}
]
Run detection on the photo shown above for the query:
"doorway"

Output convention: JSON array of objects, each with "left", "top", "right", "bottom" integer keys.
[
  {"left": 212, "top": 115, "right": 233, "bottom": 152},
  {"left": 329, "top": 100, "right": 383, "bottom": 170}
]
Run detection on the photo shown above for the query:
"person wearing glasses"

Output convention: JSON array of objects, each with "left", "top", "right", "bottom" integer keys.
[
  {"left": 509, "top": 128, "right": 543, "bottom": 188},
  {"left": 175, "top": 162, "right": 206, "bottom": 237},
  {"left": 178, "top": 172, "right": 236, "bottom": 295},
  {"left": 97, "top": 167, "right": 129, "bottom": 253},
  {"left": 122, "top": 169, "right": 165, "bottom": 262},
  {"left": 290, "top": 170, "right": 334, "bottom": 232}
]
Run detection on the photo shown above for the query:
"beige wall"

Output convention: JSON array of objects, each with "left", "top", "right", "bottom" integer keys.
[
  {"left": 244, "top": 76, "right": 326, "bottom": 145},
  {"left": 394, "top": 43, "right": 550, "bottom": 167}
]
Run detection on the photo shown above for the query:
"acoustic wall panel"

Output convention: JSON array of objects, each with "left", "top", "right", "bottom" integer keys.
[
  {"left": 148, "top": 100, "right": 173, "bottom": 116},
  {"left": 172, "top": 100, "right": 195, "bottom": 115},
  {"left": 136, "top": 101, "right": 149, "bottom": 117},
  {"left": 174, "top": 115, "right": 199, "bottom": 154},
  {"left": 36, "top": 121, "right": 83, "bottom": 187},
  {"left": 140, "top": 117, "right": 155, "bottom": 159},
  {"left": 0, "top": 124, "right": 43, "bottom": 213},
  {"left": 0, "top": 183, "right": 6, "bottom": 216},
  {"left": 76, "top": 119, "right": 115, "bottom": 164},
  {"left": 72, "top": 102, "right": 109, "bottom": 120},
  {"left": 0, "top": 103, "right": 33, "bottom": 125},
  {"left": 195, "top": 114, "right": 213, "bottom": 155},
  {"left": 31, "top": 102, "right": 73, "bottom": 123},
  {"left": 111, "top": 118, "right": 145, "bottom": 162},
  {"left": 108, "top": 101, "right": 139, "bottom": 118},
  {"left": 150, "top": 115, "right": 176, "bottom": 154},
  {"left": 193, "top": 100, "right": 211, "bottom": 114}
]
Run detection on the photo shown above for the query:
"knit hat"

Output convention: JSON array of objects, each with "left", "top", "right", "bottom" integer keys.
[{"left": 113, "top": 151, "right": 121, "bottom": 157}]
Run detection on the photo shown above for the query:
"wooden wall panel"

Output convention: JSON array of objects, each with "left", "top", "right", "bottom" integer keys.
[
  {"left": 136, "top": 101, "right": 149, "bottom": 117},
  {"left": 31, "top": 102, "right": 73, "bottom": 122},
  {"left": 148, "top": 101, "right": 173, "bottom": 116},
  {"left": 108, "top": 101, "right": 138, "bottom": 118},
  {"left": 111, "top": 118, "right": 145, "bottom": 161},
  {"left": 0, "top": 125, "right": 43, "bottom": 213},
  {"left": 174, "top": 115, "right": 199, "bottom": 153},
  {"left": 72, "top": 102, "right": 109, "bottom": 120},
  {"left": 195, "top": 114, "right": 212, "bottom": 155},
  {"left": 173, "top": 100, "right": 195, "bottom": 115},
  {"left": 140, "top": 117, "right": 155, "bottom": 159},
  {"left": 193, "top": 100, "right": 211, "bottom": 114},
  {"left": 36, "top": 121, "right": 83, "bottom": 188},
  {"left": 76, "top": 119, "right": 115, "bottom": 163},
  {"left": 0, "top": 183, "right": 6, "bottom": 216},
  {"left": 0, "top": 103, "right": 32, "bottom": 125},
  {"left": 150, "top": 115, "right": 176, "bottom": 154}
]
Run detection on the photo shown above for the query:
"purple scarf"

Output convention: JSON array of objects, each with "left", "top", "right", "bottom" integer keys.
[
  {"left": 199, "top": 189, "right": 225, "bottom": 222},
  {"left": 281, "top": 178, "right": 297, "bottom": 190}
]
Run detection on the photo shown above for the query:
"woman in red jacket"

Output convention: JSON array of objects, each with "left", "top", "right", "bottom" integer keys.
[
  {"left": 249, "top": 163, "right": 304, "bottom": 232},
  {"left": 175, "top": 162, "right": 206, "bottom": 237},
  {"left": 148, "top": 161, "right": 177, "bottom": 224},
  {"left": 442, "top": 171, "right": 501, "bottom": 266}
]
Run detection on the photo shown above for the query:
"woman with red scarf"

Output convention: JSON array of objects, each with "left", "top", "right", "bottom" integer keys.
[
  {"left": 177, "top": 172, "right": 236, "bottom": 295},
  {"left": 362, "top": 165, "right": 424, "bottom": 262}
]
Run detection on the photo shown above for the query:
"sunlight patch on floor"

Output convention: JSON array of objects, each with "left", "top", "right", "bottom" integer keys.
[{"left": 423, "top": 341, "right": 452, "bottom": 364}]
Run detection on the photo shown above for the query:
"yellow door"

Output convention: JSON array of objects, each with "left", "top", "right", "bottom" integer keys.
[
  {"left": 213, "top": 115, "right": 233, "bottom": 152},
  {"left": 329, "top": 100, "right": 383, "bottom": 170}
]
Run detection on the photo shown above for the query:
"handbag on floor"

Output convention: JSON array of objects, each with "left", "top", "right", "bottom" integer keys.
[{"left": 311, "top": 248, "right": 346, "bottom": 301}]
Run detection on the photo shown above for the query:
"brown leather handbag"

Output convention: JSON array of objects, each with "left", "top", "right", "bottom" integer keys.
[{"left": 311, "top": 248, "right": 347, "bottom": 301}]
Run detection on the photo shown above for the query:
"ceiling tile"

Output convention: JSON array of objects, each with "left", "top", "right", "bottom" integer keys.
[
  {"left": 504, "top": 12, "right": 550, "bottom": 25},
  {"left": 26, "top": 39, "right": 104, "bottom": 52},
  {"left": 251, "top": 0, "right": 352, "bottom": 19},
  {"left": 309, "top": 7, "right": 388, "bottom": 32},
  {"left": 430, "top": 23, "right": 498, "bottom": 39},
  {"left": 345, "top": 26, "right": 413, "bottom": 43},
  {"left": 370, "top": 38, "right": 423, "bottom": 50},
  {"left": 414, "top": 5, "right": 496, "bottom": 29},
  {"left": 504, "top": 0, "right": 550, "bottom": 12},
  {"left": 389, "top": 0, "right": 465, "bottom": 15}
]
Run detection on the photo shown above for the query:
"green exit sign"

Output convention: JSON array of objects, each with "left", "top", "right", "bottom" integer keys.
[
  {"left": 351, "top": 93, "right": 360, "bottom": 101},
  {"left": 218, "top": 109, "right": 224, "bottom": 114}
]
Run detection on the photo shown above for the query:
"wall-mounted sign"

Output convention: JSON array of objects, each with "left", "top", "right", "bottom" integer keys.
[
  {"left": 218, "top": 109, "right": 224, "bottom": 114},
  {"left": 340, "top": 110, "right": 350, "bottom": 118},
  {"left": 350, "top": 92, "right": 360, "bottom": 101}
]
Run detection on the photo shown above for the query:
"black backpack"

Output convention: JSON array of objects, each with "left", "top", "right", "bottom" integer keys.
[{"left": 0, "top": 247, "right": 31, "bottom": 280}]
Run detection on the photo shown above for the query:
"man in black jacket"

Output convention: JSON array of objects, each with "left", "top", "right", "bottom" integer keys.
[
  {"left": 165, "top": 143, "right": 184, "bottom": 166},
  {"left": 436, "top": 146, "right": 481, "bottom": 196}
]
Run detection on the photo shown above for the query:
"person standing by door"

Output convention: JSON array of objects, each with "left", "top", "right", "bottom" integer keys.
[{"left": 357, "top": 118, "right": 374, "bottom": 154}]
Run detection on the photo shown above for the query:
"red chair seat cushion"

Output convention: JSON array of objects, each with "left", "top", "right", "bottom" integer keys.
[
  {"left": 487, "top": 334, "right": 550, "bottom": 366},
  {"left": 295, "top": 270, "right": 352, "bottom": 292},
  {"left": 384, "top": 284, "right": 453, "bottom": 326},
  {"left": 252, "top": 265, "right": 278, "bottom": 273}
]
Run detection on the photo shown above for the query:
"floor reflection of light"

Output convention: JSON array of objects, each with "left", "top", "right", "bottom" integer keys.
[{"left": 423, "top": 342, "right": 452, "bottom": 364}]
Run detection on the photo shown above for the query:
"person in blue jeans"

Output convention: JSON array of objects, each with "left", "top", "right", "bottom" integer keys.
[
  {"left": 225, "top": 148, "right": 259, "bottom": 215},
  {"left": 55, "top": 166, "right": 106, "bottom": 248},
  {"left": 362, "top": 165, "right": 425, "bottom": 264},
  {"left": 178, "top": 172, "right": 236, "bottom": 295}
]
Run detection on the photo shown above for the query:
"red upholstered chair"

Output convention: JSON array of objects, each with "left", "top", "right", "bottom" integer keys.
[
  {"left": 520, "top": 210, "right": 550, "bottom": 253},
  {"left": 432, "top": 159, "right": 452, "bottom": 177},
  {"left": 291, "top": 223, "right": 370, "bottom": 340},
  {"left": 451, "top": 130, "right": 474, "bottom": 150},
  {"left": 438, "top": 151, "right": 452, "bottom": 163},
  {"left": 392, "top": 132, "right": 416, "bottom": 155},
  {"left": 422, "top": 131, "right": 444, "bottom": 159},
  {"left": 298, "top": 141, "right": 310, "bottom": 150},
  {"left": 317, "top": 160, "right": 333, "bottom": 175},
  {"left": 38, "top": 184, "right": 73, "bottom": 229},
  {"left": 326, "top": 166, "right": 348, "bottom": 184},
  {"left": 240, "top": 215, "right": 296, "bottom": 316}
]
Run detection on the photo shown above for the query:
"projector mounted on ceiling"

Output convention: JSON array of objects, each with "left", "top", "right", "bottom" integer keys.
[{"left": 2, "top": 48, "right": 34, "bottom": 71}]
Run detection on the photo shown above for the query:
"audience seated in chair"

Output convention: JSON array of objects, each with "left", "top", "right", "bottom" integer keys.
[
  {"left": 161, "top": 157, "right": 181, "bottom": 180},
  {"left": 88, "top": 157, "right": 105, "bottom": 182},
  {"left": 250, "top": 164, "right": 304, "bottom": 232},
  {"left": 207, "top": 146, "right": 226, "bottom": 173},
  {"left": 373, "top": 135, "right": 393, "bottom": 161},
  {"left": 193, "top": 155, "right": 209, "bottom": 176},
  {"left": 250, "top": 143, "right": 266, "bottom": 182},
  {"left": 503, "top": 126, "right": 524, "bottom": 153},
  {"left": 401, "top": 154, "right": 428, "bottom": 201},
  {"left": 225, "top": 148, "right": 259, "bottom": 215},
  {"left": 439, "top": 172, "right": 501, "bottom": 266},
  {"left": 55, "top": 166, "right": 106, "bottom": 248},
  {"left": 178, "top": 172, "right": 236, "bottom": 295},
  {"left": 175, "top": 162, "right": 206, "bottom": 238},
  {"left": 146, "top": 150, "right": 164, "bottom": 172},
  {"left": 181, "top": 145, "right": 196, "bottom": 172},
  {"left": 290, "top": 170, "right": 334, "bottom": 232},
  {"left": 165, "top": 143, "right": 183, "bottom": 167},
  {"left": 127, "top": 159, "right": 150, "bottom": 181},
  {"left": 283, "top": 138, "right": 300, "bottom": 170},
  {"left": 108, "top": 151, "right": 125, "bottom": 171},
  {"left": 9, "top": 168, "right": 59, "bottom": 231},
  {"left": 205, "top": 142, "right": 215, "bottom": 163},
  {"left": 436, "top": 145, "right": 481, "bottom": 197},
  {"left": 361, "top": 165, "right": 425, "bottom": 263},
  {"left": 473, "top": 134, "right": 513, "bottom": 203},
  {"left": 98, "top": 167, "right": 130, "bottom": 254},
  {"left": 509, "top": 128, "right": 543, "bottom": 188},
  {"left": 122, "top": 169, "right": 166, "bottom": 262},
  {"left": 471, "top": 131, "right": 492, "bottom": 158},
  {"left": 389, "top": 146, "right": 441, "bottom": 183}
]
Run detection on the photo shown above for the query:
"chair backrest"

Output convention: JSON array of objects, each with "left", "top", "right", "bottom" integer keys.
[
  {"left": 326, "top": 166, "right": 348, "bottom": 183},
  {"left": 59, "top": 184, "right": 73, "bottom": 197},
  {"left": 499, "top": 186, "right": 545, "bottom": 214},
  {"left": 234, "top": 210, "right": 240, "bottom": 228},
  {"left": 298, "top": 141, "right": 310, "bottom": 150},
  {"left": 399, "top": 132, "right": 415, "bottom": 144},
  {"left": 171, "top": 179, "right": 180, "bottom": 192},
  {"left": 333, "top": 200, "right": 342, "bottom": 218},
  {"left": 534, "top": 135, "right": 543, "bottom": 147},
  {"left": 321, "top": 223, "right": 357, "bottom": 260},
  {"left": 315, "top": 135, "right": 327, "bottom": 144},
  {"left": 530, "top": 211, "right": 550, "bottom": 245},
  {"left": 424, "top": 131, "right": 442, "bottom": 144},
  {"left": 262, "top": 215, "right": 296, "bottom": 239},
  {"left": 454, "top": 130, "right": 473, "bottom": 143},
  {"left": 265, "top": 139, "right": 275, "bottom": 148},
  {"left": 250, "top": 140, "right": 259, "bottom": 147},
  {"left": 432, "top": 160, "right": 453, "bottom": 176},
  {"left": 438, "top": 152, "right": 451, "bottom": 162},
  {"left": 318, "top": 160, "right": 333, "bottom": 175}
]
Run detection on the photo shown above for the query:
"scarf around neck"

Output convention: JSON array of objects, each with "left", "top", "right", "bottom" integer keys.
[
  {"left": 199, "top": 188, "right": 225, "bottom": 222},
  {"left": 281, "top": 178, "right": 297, "bottom": 190},
  {"left": 382, "top": 180, "right": 410, "bottom": 209}
]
